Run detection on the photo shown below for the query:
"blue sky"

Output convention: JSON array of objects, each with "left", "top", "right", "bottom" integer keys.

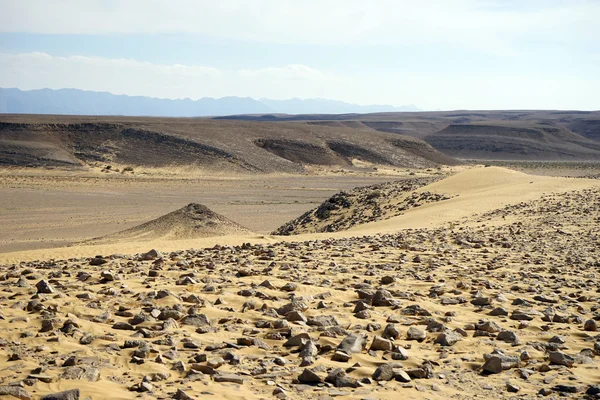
[{"left": 0, "top": 0, "right": 598, "bottom": 110}]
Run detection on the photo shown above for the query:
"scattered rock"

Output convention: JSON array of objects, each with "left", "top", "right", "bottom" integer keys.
[
  {"left": 435, "top": 330, "right": 462, "bottom": 346},
  {"left": 372, "top": 364, "right": 395, "bottom": 381},
  {"left": 36, "top": 280, "right": 54, "bottom": 294},
  {"left": 372, "top": 289, "right": 395, "bottom": 307},
  {"left": 370, "top": 336, "right": 393, "bottom": 351},
  {"left": 0, "top": 386, "right": 32, "bottom": 400},
  {"left": 406, "top": 326, "right": 427, "bottom": 341},
  {"left": 549, "top": 351, "right": 574, "bottom": 367},
  {"left": 337, "top": 333, "right": 368, "bottom": 355},
  {"left": 297, "top": 369, "right": 322, "bottom": 384},
  {"left": 482, "top": 356, "right": 503, "bottom": 374},
  {"left": 584, "top": 319, "right": 598, "bottom": 332},
  {"left": 213, "top": 373, "right": 246, "bottom": 384},
  {"left": 40, "top": 389, "right": 80, "bottom": 400}
]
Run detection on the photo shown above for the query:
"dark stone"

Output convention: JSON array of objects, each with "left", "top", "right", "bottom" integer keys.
[
  {"left": 337, "top": 333, "right": 368, "bottom": 355},
  {"left": 297, "top": 369, "right": 321, "bottom": 384},
  {"left": 40, "top": 389, "right": 80, "bottom": 400}
]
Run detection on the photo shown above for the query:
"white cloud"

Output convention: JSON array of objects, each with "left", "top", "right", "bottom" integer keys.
[
  {"left": 0, "top": 52, "right": 222, "bottom": 99},
  {"left": 0, "top": 52, "right": 344, "bottom": 101},
  {"left": 1, "top": 0, "right": 598, "bottom": 55},
  {"left": 366, "top": 74, "right": 600, "bottom": 111},
  {"left": 235, "top": 65, "right": 348, "bottom": 100},
  {"left": 238, "top": 65, "right": 340, "bottom": 82}
]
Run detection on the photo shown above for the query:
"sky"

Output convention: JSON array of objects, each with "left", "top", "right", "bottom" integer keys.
[{"left": 0, "top": 0, "right": 599, "bottom": 110}]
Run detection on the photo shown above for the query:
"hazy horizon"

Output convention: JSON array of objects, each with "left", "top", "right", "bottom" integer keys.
[
  {"left": 1, "top": 0, "right": 599, "bottom": 110},
  {"left": 1, "top": 86, "right": 420, "bottom": 109}
]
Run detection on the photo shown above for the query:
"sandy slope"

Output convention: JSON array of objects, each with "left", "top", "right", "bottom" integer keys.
[{"left": 347, "top": 167, "right": 600, "bottom": 233}]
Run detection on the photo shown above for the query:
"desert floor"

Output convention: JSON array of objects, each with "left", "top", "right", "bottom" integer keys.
[
  {"left": 0, "top": 165, "right": 433, "bottom": 256},
  {"left": 0, "top": 165, "right": 599, "bottom": 400}
]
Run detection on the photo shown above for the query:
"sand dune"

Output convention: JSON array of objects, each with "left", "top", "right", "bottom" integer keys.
[{"left": 347, "top": 166, "right": 600, "bottom": 234}]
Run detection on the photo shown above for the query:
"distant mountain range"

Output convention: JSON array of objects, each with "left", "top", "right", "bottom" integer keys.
[{"left": 0, "top": 87, "right": 420, "bottom": 117}]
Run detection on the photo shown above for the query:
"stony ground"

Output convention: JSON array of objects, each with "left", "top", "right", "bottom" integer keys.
[
  {"left": 273, "top": 176, "right": 452, "bottom": 235},
  {"left": 0, "top": 189, "right": 599, "bottom": 399}
]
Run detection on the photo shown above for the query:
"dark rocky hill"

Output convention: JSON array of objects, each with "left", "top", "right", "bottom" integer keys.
[
  {"left": 218, "top": 110, "right": 600, "bottom": 161},
  {"left": 0, "top": 115, "right": 457, "bottom": 172}
]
